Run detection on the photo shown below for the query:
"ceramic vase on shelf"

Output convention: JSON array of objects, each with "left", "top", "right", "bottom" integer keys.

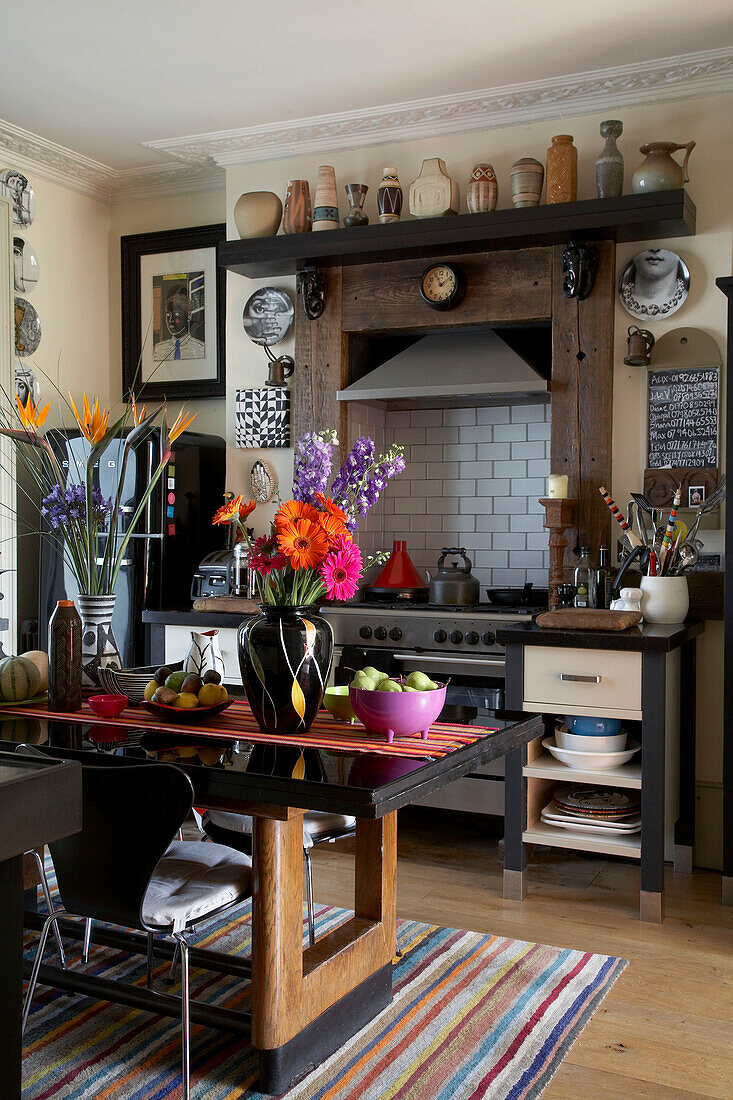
[
  {"left": 76, "top": 594, "right": 121, "bottom": 688},
  {"left": 312, "top": 165, "right": 339, "bottom": 231},
  {"left": 466, "top": 163, "right": 498, "bottom": 212},
  {"left": 238, "top": 605, "right": 334, "bottom": 734},
  {"left": 233, "top": 191, "right": 282, "bottom": 238},
  {"left": 509, "top": 157, "right": 544, "bottom": 207},
  {"left": 184, "top": 629, "right": 225, "bottom": 679},
  {"left": 632, "top": 141, "right": 695, "bottom": 193},
  {"left": 377, "top": 167, "right": 403, "bottom": 223},
  {"left": 595, "top": 120, "right": 624, "bottom": 198},
  {"left": 282, "top": 179, "right": 312, "bottom": 234},
  {"left": 343, "top": 184, "right": 369, "bottom": 227},
  {"left": 546, "top": 135, "right": 578, "bottom": 204},
  {"left": 408, "top": 158, "right": 459, "bottom": 218}
]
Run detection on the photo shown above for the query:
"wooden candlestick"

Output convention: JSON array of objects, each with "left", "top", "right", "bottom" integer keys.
[{"left": 539, "top": 497, "right": 578, "bottom": 609}]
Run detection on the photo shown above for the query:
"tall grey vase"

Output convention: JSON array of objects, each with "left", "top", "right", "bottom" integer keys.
[
  {"left": 76, "top": 594, "right": 121, "bottom": 687},
  {"left": 596, "top": 120, "right": 624, "bottom": 198}
]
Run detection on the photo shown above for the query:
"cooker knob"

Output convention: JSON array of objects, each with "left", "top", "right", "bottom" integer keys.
[
  {"left": 389, "top": 627, "right": 402, "bottom": 641},
  {"left": 481, "top": 630, "right": 496, "bottom": 646},
  {"left": 374, "top": 626, "right": 388, "bottom": 640},
  {"left": 449, "top": 630, "right": 464, "bottom": 644},
  {"left": 359, "top": 625, "right": 372, "bottom": 640},
  {"left": 465, "top": 630, "right": 479, "bottom": 645},
  {"left": 433, "top": 629, "right": 447, "bottom": 643}
]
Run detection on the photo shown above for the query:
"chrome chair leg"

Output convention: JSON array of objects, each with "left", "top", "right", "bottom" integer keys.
[
  {"left": 174, "top": 932, "right": 191, "bottom": 1100},
  {"left": 82, "top": 918, "right": 93, "bottom": 964},
  {"left": 303, "top": 847, "right": 315, "bottom": 947},
  {"left": 23, "top": 911, "right": 65, "bottom": 1036},
  {"left": 31, "top": 851, "right": 66, "bottom": 969},
  {"left": 166, "top": 937, "right": 181, "bottom": 984},
  {"left": 146, "top": 932, "right": 154, "bottom": 989}
]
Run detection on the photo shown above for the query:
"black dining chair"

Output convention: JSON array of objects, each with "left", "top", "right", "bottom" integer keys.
[{"left": 21, "top": 758, "right": 252, "bottom": 1100}]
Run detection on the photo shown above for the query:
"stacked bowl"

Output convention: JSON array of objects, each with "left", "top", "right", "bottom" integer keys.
[{"left": 543, "top": 715, "right": 639, "bottom": 770}]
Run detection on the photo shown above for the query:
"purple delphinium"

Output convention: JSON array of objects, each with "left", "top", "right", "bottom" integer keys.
[
  {"left": 41, "top": 483, "right": 114, "bottom": 529},
  {"left": 330, "top": 439, "right": 406, "bottom": 520},
  {"left": 292, "top": 430, "right": 337, "bottom": 502}
]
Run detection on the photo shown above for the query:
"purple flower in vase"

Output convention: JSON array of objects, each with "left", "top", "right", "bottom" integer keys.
[
  {"left": 41, "top": 483, "right": 115, "bottom": 529},
  {"left": 292, "top": 430, "right": 336, "bottom": 502}
]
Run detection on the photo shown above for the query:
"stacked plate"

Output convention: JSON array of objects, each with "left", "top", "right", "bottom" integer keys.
[
  {"left": 544, "top": 714, "right": 639, "bottom": 770},
  {"left": 541, "top": 785, "right": 641, "bottom": 836}
]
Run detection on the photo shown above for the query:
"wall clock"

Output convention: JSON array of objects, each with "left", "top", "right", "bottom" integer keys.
[{"left": 419, "top": 263, "right": 466, "bottom": 311}]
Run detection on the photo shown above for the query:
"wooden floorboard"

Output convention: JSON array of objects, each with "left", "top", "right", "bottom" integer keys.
[{"left": 310, "top": 807, "right": 732, "bottom": 1100}]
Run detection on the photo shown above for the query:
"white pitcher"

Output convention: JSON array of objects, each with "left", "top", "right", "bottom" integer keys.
[{"left": 184, "top": 629, "right": 225, "bottom": 678}]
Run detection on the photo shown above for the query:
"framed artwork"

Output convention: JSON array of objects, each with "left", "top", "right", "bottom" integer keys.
[
  {"left": 121, "top": 223, "right": 226, "bottom": 400},
  {"left": 235, "top": 388, "right": 290, "bottom": 448}
]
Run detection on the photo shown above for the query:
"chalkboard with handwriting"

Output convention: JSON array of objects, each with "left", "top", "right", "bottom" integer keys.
[{"left": 647, "top": 366, "right": 719, "bottom": 468}]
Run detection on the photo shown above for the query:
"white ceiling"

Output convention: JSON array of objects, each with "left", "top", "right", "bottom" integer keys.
[{"left": 2, "top": 0, "right": 733, "bottom": 172}]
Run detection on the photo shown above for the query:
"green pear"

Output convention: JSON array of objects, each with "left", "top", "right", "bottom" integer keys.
[
  {"left": 351, "top": 670, "right": 377, "bottom": 691},
  {"left": 401, "top": 684, "right": 420, "bottom": 692},
  {"left": 377, "top": 678, "right": 402, "bottom": 692},
  {"left": 363, "top": 666, "right": 389, "bottom": 685},
  {"left": 405, "top": 670, "right": 440, "bottom": 691}
]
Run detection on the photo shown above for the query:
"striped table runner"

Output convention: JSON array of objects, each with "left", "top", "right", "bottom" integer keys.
[{"left": 2, "top": 698, "right": 496, "bottom": 759}]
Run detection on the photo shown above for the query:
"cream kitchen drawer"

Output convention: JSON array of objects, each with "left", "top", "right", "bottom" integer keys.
[
  {"left": 163, "top": 625, "right": 241, "bottom": 685},
  {"left": 522, "top": 645, "right": 642, "bottom": 718}
]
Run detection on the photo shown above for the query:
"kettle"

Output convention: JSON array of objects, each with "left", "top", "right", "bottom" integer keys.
[{"left": 429, "top": 547, "right": 480, "bottom": 606}]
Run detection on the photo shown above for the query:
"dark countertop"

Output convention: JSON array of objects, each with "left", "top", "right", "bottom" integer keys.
[
  {"left": 143, "top": 609, "right": 252, "bottom": 627},
  {"left": 496, "top": 620, "right": 704, "bottom": 653}
]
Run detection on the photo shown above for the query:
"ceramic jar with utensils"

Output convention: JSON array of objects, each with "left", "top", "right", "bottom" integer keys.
[{"left": 639, "top": 575, "right": 689, "bottom": 624}]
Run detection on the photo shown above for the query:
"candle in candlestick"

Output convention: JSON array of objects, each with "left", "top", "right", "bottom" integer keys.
[{"left": 548, "top": 474, "right": 568, "bottom": 499}]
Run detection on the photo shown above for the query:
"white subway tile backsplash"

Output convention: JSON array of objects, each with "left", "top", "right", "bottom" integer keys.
[
  {"left": 427, "top": 461, "right": 460, "bottom": 479},
  {"left": 458, "top": 425, "right": 490, "bottom": 444},
  {"left": 491, "top": 568, "right": 531, "bottom": 585},
  {"left": 394, "top": 497, "right": 427, "bottom": 514},
  {"left": 510, "top": 513, "right": 546, "bottom": 532},
  {"left": 459, "top": 461, "right": 497, "bottom": 479},
  {"left": 511, "top": 404, "right": 546, "bottom": 423},
  {"left": 511, "top": 441, "right": 546, "bottom": 460},
  {"left": 429, "top": 427, "right": 460, "bottom": 445},
  {"left": 410, "top": 409, "right": 443, "bottom": 427},
  {"left": 446, "top": 479, "right": 477, "bottom": 497},
  {"left": 493, "top": 460, "right": 530, "bottom": 478},
  {"left": 411, "top": 444, "right": 444, "bottom": 462},
  {"left": 528, "top": 459, "right": 551, "bottom": 478},
  {"left": 509, "top": 551, "right": 546, "bottom": 568},
  {"left": 444, "top": 513, "right": 475, "bottom": 532},
  {"left": 509, "top": 478, "right": 547, "bottom": 496},
  {"left": 443, "top": 408, "right": 477, "bottom": 426},
  {"left": 400, "top": 427, "right": 427, "bottom": 445},
  {"left": 385, "top": 410, "right": 411, "bottom": 428},
  {"left": 476, "top": 443, "right": 511, "bottom": 461},
  {"left": 443, "top": 443, "right": 477, "bottom": 462},
  {"left": 474, "top": 550, "right": 509, "bottom": 568},
  {"left": 476, "top": 406, "right": 511, "bottom": 424},
  {"left": 410, "top": 479, "right": 444, "bottom": 496},
  {"left": 410, "top": 513, "right": 445, "bottom": 532},
  {"left": 527, "top": 421, "right": 552, "bottom": 441},
  {"left": 476, "top": 514, "right": 510, "bottom": 532},
  {"left": 526, "top": 569, "right": 550, "bottom": 586},
  {"left": 492, "top": 496, "right": 527, "bottom": 514},
  {"left": 493, "top": 532, "right": 527, "bottom": 550},
  {"left": 526, "top": 532, "right": 550, "bottom": 551},
  {"left": 475, "top": 478, "right": 511, "bottom": 497},
  {"left": 494, "top": 424, "right": 528, "bottom": 442}
]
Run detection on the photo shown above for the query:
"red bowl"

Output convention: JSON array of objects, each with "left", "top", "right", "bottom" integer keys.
[{"left": 88, "top": 694, "right": 129, "bottom": 718}]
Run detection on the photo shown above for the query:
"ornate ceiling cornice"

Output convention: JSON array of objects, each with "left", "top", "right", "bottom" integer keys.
[
  {"left": 1, "top": 47, "right": 732, "bottom": 200},
  {"left": 145, "top": 47, "right": 733, "bottom": 168}
]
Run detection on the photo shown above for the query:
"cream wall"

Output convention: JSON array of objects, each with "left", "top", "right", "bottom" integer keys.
[{"left": 224, "top": 91, "right": 733, "bottom": 867}]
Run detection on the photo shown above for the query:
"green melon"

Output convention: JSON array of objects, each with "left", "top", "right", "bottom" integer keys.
[{"left": 0, "top": 656, "right": 41, "bottom": 702}]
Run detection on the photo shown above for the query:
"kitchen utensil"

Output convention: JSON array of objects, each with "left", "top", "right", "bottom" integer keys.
[
  {"left": 555, "top": 727, "right": 628, "bottom": 752},
  {"left": 348, "top": 681, "right": 447, "bottom": 743},
  {"left": 675, "top": 542, "right": 699, "bottom": 571},
  {"left": 429, "top": 548, "right": 480, "bottom": 606},
  {"left": 543, "top": 736, "right": 640, "bottom": 770},
  {"left": 659, "top": 487, "right": 682, "bottom": 570},
  {"left": 141, "top": 698, "right": 235, "bottom": 722},
  {"left": 611, "top": 544, "right": 651, "bottom": 596},
  {"left": 598, "top": 487, "right": 643, "bottom": 548},
  {"left": 564, "top": 714, "right": 622, "bottom": 735},
  {"left": 486, "top": 582, "right": 541, "bottom": 607},
  {"left": 368, "top": 540, "right": 429, "bottom": 602}
]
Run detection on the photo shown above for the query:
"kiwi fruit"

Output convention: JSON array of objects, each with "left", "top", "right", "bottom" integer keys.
[
  {"left": 154, "top": 665, "right": 172, "bottom": 686},
  {"left": 202, "top": 670, "right": 222, "bottom": 685},
  {"left": 181, "top": 673, "right": 203, "bottom": 695}
]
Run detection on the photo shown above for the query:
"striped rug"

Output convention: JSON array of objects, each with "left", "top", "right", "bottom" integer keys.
[{"left": 23, "top": 889, "right": 626, "bottom": 1100}]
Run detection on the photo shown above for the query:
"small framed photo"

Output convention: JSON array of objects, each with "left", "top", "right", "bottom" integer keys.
[
  {"left": 688, "top": 485, "right": 705, "bottom": 508},
  {"left": 121, "top": 224, "right": 226, "bottom": 400}
]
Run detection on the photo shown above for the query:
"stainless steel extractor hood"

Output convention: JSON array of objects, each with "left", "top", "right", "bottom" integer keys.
[{"left": 337, "top": 329, "right": 550, "bottom": 409}]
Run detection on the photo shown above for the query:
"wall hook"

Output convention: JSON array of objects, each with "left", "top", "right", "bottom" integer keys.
[
  {"left": 562, "top": 241, "right": 599, "bottom": 300},
  {"left": 296, "top": 266, "right": 328, "bottom": 320}
]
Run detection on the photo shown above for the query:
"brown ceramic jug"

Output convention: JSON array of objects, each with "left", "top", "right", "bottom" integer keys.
[{"left": 632, "top": 141, "right": 695, "bottom": 193}]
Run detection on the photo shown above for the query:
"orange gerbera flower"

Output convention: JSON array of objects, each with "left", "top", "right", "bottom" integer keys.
[
  {"left": 277, "top": 518, "right": 329, "bottom": 570},
  {"left": 317, "top": 511, "right": 350, "bottom": 546},
  {"left": 16, "top": 393, "right": 50, "bottom": 432},
  {"left": 169, "top": 408, "right": 197, "bottom": 442},
  {"left": 314, "top": 493, "right": 349, "bottom": 526},
  {"left": 69, "top": 393, "right": 110, "bottom": 444},
  {"left": 239, "top": 499, "right": 256, "bottom": 521},
  {"left": 212, "top": 495, "right": 243, "bottom": 525},
  {"left": 274, "top": 499, "right": 319, "bottom": 529}
]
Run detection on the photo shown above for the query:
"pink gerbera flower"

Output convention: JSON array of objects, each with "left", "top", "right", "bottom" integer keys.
[
  {"left": 330, "top": 533, "right": 359, "bottom": 559},
  {"left": 248, "top": 535, "right": 288, "bottom": 575},
  {"left": 320, "top": 546, "right": 362, "bottom": 601}
]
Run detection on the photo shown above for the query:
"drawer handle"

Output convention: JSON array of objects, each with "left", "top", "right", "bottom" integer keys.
[{"left": 560, "top": 673, "right": 602, "bottom": 683}]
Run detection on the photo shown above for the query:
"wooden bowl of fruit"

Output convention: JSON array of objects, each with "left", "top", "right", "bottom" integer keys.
[
  {"left": 348, "top": 667, "right": 447, "bottom": 743},
  {"left": 140, "top": 666, "right": 234, "bottom": 723}
]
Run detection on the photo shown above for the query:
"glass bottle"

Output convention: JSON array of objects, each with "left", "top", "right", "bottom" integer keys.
[
  {"left": 48, "top": 600, "right": 82, "bottom": 712},
  {"left": 573, "top": 546, "right": 593, "bottom": 607},
  {"left": 594, "top": 546, "right": 616, "bottom": 609}
]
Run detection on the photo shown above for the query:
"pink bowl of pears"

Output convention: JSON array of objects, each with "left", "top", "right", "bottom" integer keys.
[{"left": 348, "top": 666, "right": 447, "bottom": 743}]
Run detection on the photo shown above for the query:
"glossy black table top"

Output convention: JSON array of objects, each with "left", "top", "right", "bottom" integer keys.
[
  {"left": 497, "top": 619, "right": 704, "bottom": 652},
  {"left": 1, "top": 711, "right": 542, "bottom": 819}
]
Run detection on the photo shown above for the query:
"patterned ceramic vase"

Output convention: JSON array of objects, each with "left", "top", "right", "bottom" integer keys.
[
  {"left": 595, "top": 120, "right": 624, "bottom": 198},
  {"left": 76, "top": 594, "right": 121, "bottom": 688},
  {"left": 282, "top": 180, "right": 312, "bottom": 234},
  {"left": 409, "top": 158, "right": 459, "bottom": 217},
  {"left": 466, "top": 164, "right": 498, "bottom": 212},
  {"left": 377, "top": 167, "right": 403, "bottom": 223},
  {"left": 509, "top": 158, "right": 544, "bottom": 207},
  {"left": 343, "top": 184, "right": 369, "bottom": 227},
  {"left": 184, "top": 629, "right": 225, "bottom": 679},
  {"left": 312, "top": 166, "right": 339, "bottom": 231},
  {"left": 546, "top": 135, "right": 578, "bottom": 204},
  {"left": 238, "top": 605, "right": 334, "bottom": 734}
]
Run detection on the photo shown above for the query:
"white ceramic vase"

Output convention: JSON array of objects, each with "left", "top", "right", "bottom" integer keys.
[
  {"left": 639, "top": 576, "right": 689, "bottom": 624},
  {"left": 184, "top": 629, "right": 225, "bottom": 679}
]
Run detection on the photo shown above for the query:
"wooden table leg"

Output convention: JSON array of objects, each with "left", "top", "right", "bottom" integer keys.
[{"left": 251, "top": 809, "right": 395, "bottom": 1093}]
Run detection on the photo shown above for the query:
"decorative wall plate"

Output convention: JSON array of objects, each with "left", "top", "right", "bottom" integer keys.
[
  {"left": 242, "top": 287, "right": 294, "bottom": 346},
  {"left": 12, "top": 236, "right": 39, "bottom": 294},
  {"left": 0, "top": 168, "right": 36, "bottom": 227},
  {"left": 14, "top": 297, "right": 41, "bottom": 356},
  {"left": 619, "top": 249, "right": 689, "bottom": 319},
  {"left": 14, "top": 363, "right": 41, "bottom": 406}
]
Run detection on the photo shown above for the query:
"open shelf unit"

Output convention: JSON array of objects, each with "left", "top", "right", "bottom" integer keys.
[
  {"left": 523, "top": 751, "right": 641, "bottom": 789},
  {"left": 523, "top": 819, "right": 641, "bottom": 859}
]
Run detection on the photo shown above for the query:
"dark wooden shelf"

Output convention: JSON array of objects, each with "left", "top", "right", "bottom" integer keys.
[{"left": 220, "top": 190, "right": 696, "bottom": 278}]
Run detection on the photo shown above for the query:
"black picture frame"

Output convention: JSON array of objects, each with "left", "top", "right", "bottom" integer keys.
[{"left": 121, "top": 223, "right": 226, "bottom": 401}]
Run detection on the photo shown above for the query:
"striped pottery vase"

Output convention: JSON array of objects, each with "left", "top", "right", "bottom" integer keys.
[
  {"left": 509, "top": 157, "right": 544, "bottom": 207},
  {"left": 466, "top": 163, "right": 498, "bottom": 212},
  {"left": 238, "top": 605, "right": 333, "bottom": 734},
  {"left": 546, "top": 135, "right": 578, "bottom": 204},
  {"left": 312, "top": 165, "right": 339, "bottom": 231},
  {"left": 377, "top": 167, "right": 403, "bottom": 223},
  {"left": 76, "top": 594, "right": 121, "bottom": 688},
  {"left": 282, "top": 180, "right": 312, "bottom": 234}
]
